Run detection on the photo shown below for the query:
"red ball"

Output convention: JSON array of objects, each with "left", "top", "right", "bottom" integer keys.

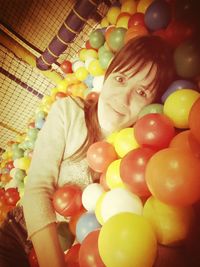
[
  {"left": 60, "top": 60, "right": 73, "bottom": 74},
  {"left": 86, "top": 141, "right": 118, "bottom": 173},
  {"left": 85, "top": 92, "right": 99, "bottom": 103},
  {"left": 134, "top": 113, "right": 175, "bottom": 150},
  {"left": 128, "top": 12, "right": 145, "bottom": 28},
  {"left": 64, "top": 244, "right": 80, "bottom": 267},
  {"left": 189, "top": 97, "right": 200, "bottom": 144},
  {"left": 53, "top": 184, "right": 82, "bottom": 217},
  {"left": 79, "top": 230, "right": 105, "bottom": 267},
  {"left": 120, "top": 147, "right": 156, "bottom": 197},
  {"left": 28, "top": 248, "right": 39, "bottom": 267},
  {"left": 55, "top": 92, "right": 70, "bottom": 100},
  {"left": 4, "top": 188, "right": 20, "bottom": 206}
]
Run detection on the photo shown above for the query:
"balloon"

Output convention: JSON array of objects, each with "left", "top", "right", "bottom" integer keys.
[
  {"left": 169, "top": 130, "right": 200, "bottom": 158},
  {"left": 144, "top": 0, "right": 171, "bottom": 31},
  {"left": 114, "top": 127, "right": 139, "bottom": 158},
  {"left": 138, "top": 103, "right": 163, "bottom": 118},
  {"left": 79, "top": 230, "right": 105, "bottom": 267},
  {"left": 189, "top": 97, "right": 200, "bottom": 144},
  {"left": 98, "top": 212, "right": 157, "bottom": 267},
  {"left": 128, "top": 12, "right": 145, "bottom": 28},
  {"left": 76, "top": 212, "right": 101, "bottom": 243},
  {"left": 163, "top": 89, "right": 200, "bottom": 129},
  {"left": 95, "top": 192, "right": 106, "bottom": 225},
  {"left": 82, "top": 183, "right": 104, "bottom": 212},
  {"left": 108, "top": 27, "right": 127, "bottom": 52},
  {"left": 106, "top": 159, "right": 125, "bottom": 189},
  {"left": 121, "top": 0, "right": 137, "bottom": 14},
  {"left": 57, "top": 222, "right": 75, "bottom": 252},
  {"left": 86, "top": 141, "right": 118, "bottom": 173},
  {"left": 99, "top": 188, "right": 143, "bottom": 223},
  {"left": 161, "top": 79, "right": 197, "bottom": 103},
  {"left": 53, "top": 184, "right": 82, "bottom": 217},
  {"left": 137, "top": 0, "right": 154, "bottom": 14},
  {"left": 4, "top": 188, "right": 20, "bottom": 206},
  {"left": 120, "top": 147, "right": 155, "bottom": 197},
  {"left": 60, "top": 60, "right": 73, "bottom": 74},
  {"left": 143, "top": 196, "right": 195, "bottom": 245},
  {"left": 89, "top": 30, "right": 105, "bottom": 49},
  {"left": 99, "top": 171, "right": 110, "bottom": 191},
  {"left": 124, "top": 24, "right": 148, "bottom": 44},
  {"left": 106, "top": 6, "right": 121, "bottom": 25},
  {"left": 134, "top": 113, "right": 175, "bottom": 150},
  {"left": 64, "top": 244, "right": 80, "bottom": 267},
  {"left": 146, "top": 148, "right": 200, "bottom": 206},
  {"left": 174, "top": 39, "right": 200, "bottom": 78},
  {"left": 84, "top": 74, "right": 94, "bottom": 88},
  {"left": 68, "top": 206, "right": 86, "bottom": 235}
]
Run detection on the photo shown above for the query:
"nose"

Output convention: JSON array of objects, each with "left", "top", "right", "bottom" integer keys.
[{"left": 125, "top": 87, "right": 135, "bottom": 106}]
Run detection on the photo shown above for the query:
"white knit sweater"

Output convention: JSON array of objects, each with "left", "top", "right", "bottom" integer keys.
[{"left": 23, "top": 97, "right": 93, "bottom": 238}]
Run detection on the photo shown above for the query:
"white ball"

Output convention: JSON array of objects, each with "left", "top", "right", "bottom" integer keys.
[
  {"left": 72, "top": 60, "right": 85, "bottom": 72},
  {"left": 92, "top": 75, "right": 105, "bottom": 92},
  {"left": 101, "top": 188, "right": 143, "bottom": 223},
  {"left": 82, "top": 183, "right": 104, "bottom": 212},
  {"left": 85, "top": 58, "right": 96, "bottom": 70}
]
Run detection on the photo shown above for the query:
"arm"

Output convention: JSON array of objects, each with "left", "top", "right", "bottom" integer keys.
[{"left": 31, "top": 223, "right": 66, "bottom": 267}]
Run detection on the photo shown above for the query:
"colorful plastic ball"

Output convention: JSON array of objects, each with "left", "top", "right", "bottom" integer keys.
[
  {"left": 124, "top": 24, "right": 148, "bottom": 44},
  {"left": 85, "top": 58, "right": 95, "bottom": 70},
  {"left": 174, "top": 39, "right": 200, "bottom": 78},
  {"left": 116, "top": 13, "right": 131, "bottom": 29},
  {"left": 138, "top": 103, "right": 163, "bottom": 118},
  {"left": 120, "top": 147, "right": 155, "bottom": 197},
  {"left": 98, "top": 212, "right": 157, "bottom": 267},
  {"left": 53, "top": 184, "right": 82, "bottom": 217},
  {"left": 99, "top": 50, "right": 114, "bottom": 69},
  {"left": 137, "top": 0, "right": 154, "bottom": 13},
  {"left": 99, "top": 188, "right": 143, "bottom": 223},
  {"left": 161, "top": 79, "right": 197, "bottom": 103},
  {"left": 92, "top": 75, "right": 104, "bottom": 92},
  {"left": 105, "top": 25, "right": 116, "bottom": 43},
  {"left": 106, "top": 6, "right": 121, "bottom": 25},
  {"left": 105, "top": 159, "right": 125, "bottom": 189},
  {"left": 75, "top": 67, "right": 88, "bottom": 81},
  {"left": 143, "top": 196, "right": 195, "bottom": 246},
  {"left": 68, "top": 207, "right": 86, "bottom": 236},
  {"left": 189, "top": 97, "right": 200, "bottom": 144},
  {"left": 83, "top": 74, "right": 94, "bottom": 88},
  {"left": 95, "top": 192, "right": 106, "bottom": 225},
  {"left": 108, "top": 27, "right": 127, "bottom": 52},
  {"left": 88, "top": 59, "right": 104, "bottom": 76},
  {"left": 121, "top": 0, "right": 137, "bottom": 15},
  {"left": 114, "top": 127, "right": 139, "bottom": 158},
  {"left": 76, "top": 212, "right": 101, "bottom": 243},
  {"left": 78, "top": 48, "right": 87, "bottom": 62},
  {"left": 89, "top": 30, "right": 105, "bottom": 49},
  {"left": 35, "top": 118, "right": 45, "bottom": 129},
  {"left": 79, "top": 230, "right": 105, "bottom": 267},
  {"left": 163, "top": 89, "right": 200, "bottom": 129},
  {"left": 146, "top": 147, "right": 200, "bottom": 206},
  {"left": 86, "top": 141, "right": 118, "bottom": 173},
  {"left": 14, "top": 169, "right": 26, "bottom": 182},
  {"left": 64, "top": 244, "right": 80, "bottom": 267},
  {"left": 169, "top": 130, "right": 200, "bottom": 158},
  {"left": 27, "top": 128, "right": 39, "bottom": 141},
  {"left": 101, "top": 17, "right": 109, "bottom": 28},
  {"left": 84, "top": 49, "right": 98, "bottom": 60},
  {"left": 82, "top": 183, "right": 104, "bottom": 212},
  {"left": 128, "top": 12, "right": 145, "bottom": 28},
  {"left": 99, "top": 171, "right": 110, "bottom": 192},
  {"left": 28, "top": 248, "right": 39, "bottom": 267},
  {"left": 72, "top": 60, "right": 85, "bottom": 72},
  {"left": 4, "top": 188, "right": 20, "bottom": 206},
  {"left": 85, "top": 91, "right": 99, "bottom": 103},
  {"left": 134, "top": 113, "right": 175, "bottom": 150},
  {"left": 60, "top": 60, "right": 73, "bottom": 74},
  {"left": 14, "top": 157, "right": 31, "bottom": 171},
  {"left": 144, "top": 0, "right": 171, "bottom": 31}
]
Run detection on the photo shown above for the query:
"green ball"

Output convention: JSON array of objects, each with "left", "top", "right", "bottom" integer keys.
[
  {"left": 108, "top": 27, "right": 127, "bottom": 52},
  {"left": 27, "top": 128, "right": 39, "bottom": 141},
  {"left": 138, "top": 104, "right": 164, "bottom": 119},
  {"left": 99, "top": 50, "right": 114, "bottom": 69},
  {"left": 174, "top": 39, "right": 200, "bottom": 78},
  {"left": 89, "top": 30, "right": 105, "bottom": 49},
  {"left": 14, "top": 169, "right": 26, "bottom": 182},
  {"left": 98, "top": 45, "right": 108, "bottom": 58}
]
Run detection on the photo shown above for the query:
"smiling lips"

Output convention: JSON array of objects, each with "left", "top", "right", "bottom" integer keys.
[{"left": 109, "top": 103, "right": 127, "bottom": 116}]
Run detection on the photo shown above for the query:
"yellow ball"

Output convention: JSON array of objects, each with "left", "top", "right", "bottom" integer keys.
[
  {"left": 65, "top": 73, "right": 79, "bottom": 85},
  {"left": 75, "top": 67, "right": 88, "bottom": 81},
  {"left": 116, "top": 15, "right": 130, "bottom": 29},
  {"left": 137, "top": 0, "right": 154, "bottom": 13},
  {"left": 84, "top": 49, "right": 98, "bottom": 60},
  {"left": 163, "top": 89, "right": 200, "bottom": 129},
  {"left": 95, "top": 192, "right": 106, "bottom": 225},
  {"left": 106, "top": 6, "right": 121, "bottom": 25},
  {"left": 106, "top": 131, "right": 118, "bottom": 145},
  {"left": 98, "top": 212, "right": 157, "bottom": 267},
  {"left": 57, "top": 79, "right": 69, "bottom": 92},
  {"left": 79, "top": 48, "right": 87, "bottom": 61},
  {"left": 114, "top": 127, "right": 139, "bottom": 158},
  {"left": 101, "top": 17, "right": 109, "bottom": 28},
  {"left": 106, "top": 159, "right": 125, "bottom": 189},
  {"left": 143, "top": 196, "right": 195, "bottom": 246},
  {"left": 50, "top": 87, "right": 59, "bottom": 100},
  {"left": 121, "top": 0, "right": 137, "bottom": 14},
  {"left": 88, "top": 59, "right": 105, "bottom": 76}
]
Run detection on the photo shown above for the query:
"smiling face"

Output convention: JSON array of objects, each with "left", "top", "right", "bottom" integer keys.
[{"left": 97, "top": 62, "right": 158, "bottom": 136}]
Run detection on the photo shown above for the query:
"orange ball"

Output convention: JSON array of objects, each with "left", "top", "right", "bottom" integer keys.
[
  {"left": 189, "top": 97, "right": 200, "bottom": 144},
  {"left": 124, "top": 24, "right": 148, "bottom": 44}
]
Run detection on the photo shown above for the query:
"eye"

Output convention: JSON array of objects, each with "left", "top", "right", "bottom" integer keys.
[
  {"left": 115, "top": 75, "right": 126, "bottom": 84},
  {"left": 136, "top": 88, "right": 147, "bottom": 98}
]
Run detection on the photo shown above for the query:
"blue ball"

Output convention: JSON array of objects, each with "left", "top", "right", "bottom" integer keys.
[
  {"left": 144, "top": 0, "right": 171, "bottom": 31},
  {"left": 84, "top": 74, "right": 94, "bottom": 89},
  {"left": 76, "top": 212, "right": 101, "bottom": 243},
  {"left": 161, "top": 79, "right": 197, "bottom": 103}
]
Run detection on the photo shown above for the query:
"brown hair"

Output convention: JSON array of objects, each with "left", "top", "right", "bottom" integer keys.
[{"left": 71, "top": 35, "right": 176, "bottom": 161}]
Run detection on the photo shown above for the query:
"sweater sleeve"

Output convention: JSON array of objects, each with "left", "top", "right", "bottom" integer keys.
[{"left": 23, "top": 98, "right": 75, "bottom": 238}]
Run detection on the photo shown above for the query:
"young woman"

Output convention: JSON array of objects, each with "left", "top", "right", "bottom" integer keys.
[{"left": 0, "top": 35, "right": 176, "bottom": 267}]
